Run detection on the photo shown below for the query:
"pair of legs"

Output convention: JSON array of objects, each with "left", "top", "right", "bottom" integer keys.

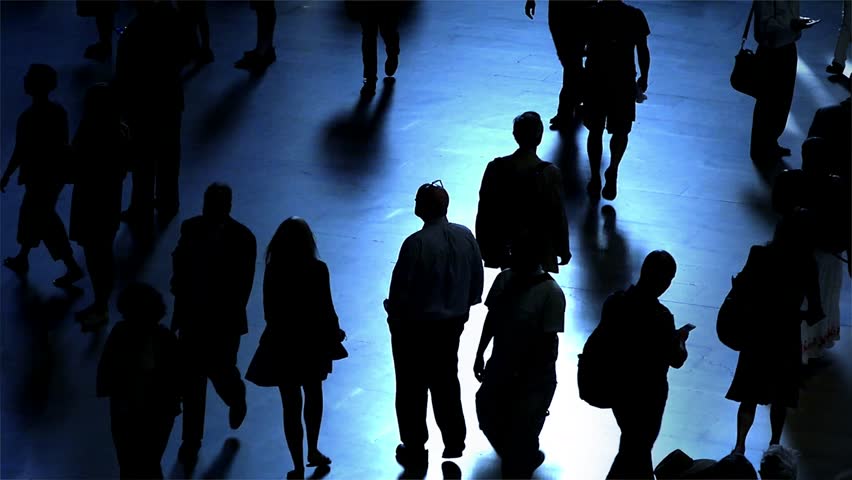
[
  {"left": 5, "top": 183, "right": 82, "bottom": 284},
  {"left": 548, "top": 2, "right": 589, "bottom": 126},
  {"left": 77, "top": 1, "right": 117, "bottom": 62},
  {"left": 279, "top": 381, "right": 330, "bottom": 478},
  {"left": 359, "top": 4, "right": 400, "bottom": 94},
  {"left": 111, "top": 407, "right": 175, "bottom": 479},
  {"left": 606, "top": 394, "right": 667, "bottom": 480},
  {"left": 235, "top": 0, "right": 277, "bottom": 71},
  {"left": 179, "top": 333, "right": 247, "bottom": 463},
  {"left": 584, "top": 80, "right": 634, "bottom": 201},
  {"left": 75, "top": 236, "right": 116, "bottom": 328},
  {"left": 750, "top": 43, "right": 797, "bottom": 163},
  {"left": 177, "top": 0, "right": 212, "bottom": 63},
  {"left": 125, "top": 110, "right": 182, "bottom": 225},
  {"left": 390, "top": 317, "right": 467, "bottom": 460},
  {"left": 733, "top": 402, "right": 787, "bottom": 454},
  {"left": 829, "top": 0, "right": 851, "bottom": 72}
]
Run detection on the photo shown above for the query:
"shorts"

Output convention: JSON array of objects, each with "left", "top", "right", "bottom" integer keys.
[{"left": 582, "top": 80, "right": 637, "bottom": 135}]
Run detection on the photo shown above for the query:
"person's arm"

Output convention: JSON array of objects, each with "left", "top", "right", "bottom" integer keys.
[
  {"left": 470, "top": 235, "right": 484, "bottom": 307},
  {"left": 473, "top": 310, "right": 496, "bottom": 382},
  {"left": 385, "top": 236, "right": 421, "bottom": 321},
  {"left": 547, "top": 166, "right": 572, "bottom": 265},
  {"left": 475, "top": 162, "right": 500, "bottom": 267},
  {"left": 1, "top": 116, "right": 26, "bottom": 192},
  {"left": 170, "top": 221, "right": 189, "bottom": 297},
  {"left": 636, "top": 37, "right": 650, "bottom": 93},
  {"left": 525, "top": 0, "right": 536, "bottom": 19},
  {"left": 756, "top": 1, "right": 802, "bottom": 35},
  {"left": 319, "top": 262, "right": 342, "bottom": 340},
  {"left": 668, "top": 311, "right": 689, "bottom": 369},
  {"left": 239, "top": 229, "right": 257, "bottom": 310}
]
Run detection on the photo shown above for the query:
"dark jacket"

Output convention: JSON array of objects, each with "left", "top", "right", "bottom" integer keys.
[
  {"left": 476, "top": 153, "right": 570, "bottom": 273},
  {"left": 808, "top": 97, "right": 851, "bottom": 179},
  {"left": 96, "top": 320, "right": 181, "bottom": 417},
  {"left": 171, "top": 216, "right": 257, "bottom": 337}
]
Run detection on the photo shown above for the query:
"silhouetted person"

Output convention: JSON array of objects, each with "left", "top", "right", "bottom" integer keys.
[
  {"left": 759, "top": 445, "right": 799, "bottom": 479},
  {"left": 77, "top": 0, "right": 119, "bottom": 62},
  {"left": 115, "top": 0, "right": 191, "bottom": 227},
  {"left": 177, "top": 0, "right": 214, "bottom": 65},
  {"left": 234, "top": 1, "right": 277, "bottom": 72},
  {"left": 385, "top": 181, "right": 484, "bottom": 472},
  {"left": 473, "top": 232, "right": 565, "bottom": 478},
  {"left": 97, "top": 283, "right": 181, "bottom": 479},
  {"left": 807, "top": 91, "right": 851, "bottom": 180},
  {"left": 0, "top": 64, "right": 83, "bottom": 287},
  {"left": 583, "top": 0, "right": 650, "bottom": 201},
  {"left": 476, "top": 111, "right": 571, "bottom": 273},
  {"left": 826, "top": 0, "right": 851, "bottom": 75},
  {"left": 69, "top": 83, "right": 129, "bottom": 331},
  {"left": 749, "top": 0, "right": 818, "bottom": 165},
  {"left": 353, "top": 1, "right": 401, "bottom": 96},
  {"left": 727, "top": 212, "right": 823, "bottom": 456},
  {"left": 654, "top": 450, "right": 757, "bottom": 479},
  {"left": 245, "top": 217, "right": 342, "bottom": 479},
  {"left": 524, "top": 0, "right": 596, "bottom": 129},
  {"left": 601, "top": 250, "right": 692, "bottom": 479},
  {"left": 171, "top": 183, "right": 256, "bottom": 466}
]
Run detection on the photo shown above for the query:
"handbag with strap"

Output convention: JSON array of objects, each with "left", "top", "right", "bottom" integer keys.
[{"left": 731, "top": 2, "right": 760, "bottom": 98}]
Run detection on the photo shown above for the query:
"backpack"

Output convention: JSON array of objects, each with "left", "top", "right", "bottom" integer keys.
[{"left": 577, "top": 291, "right": 625, "bottom": 409}]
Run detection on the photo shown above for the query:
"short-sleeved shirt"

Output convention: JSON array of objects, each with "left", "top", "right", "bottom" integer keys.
[
  {"left": 12, "top": 101, "right": 68, "bottom": 185},
  {"left": 483, "top": 268, "right": 566, "bottom": 385},
  {"left": 585, "top": 1, "right": 650, "bottom": 84}
]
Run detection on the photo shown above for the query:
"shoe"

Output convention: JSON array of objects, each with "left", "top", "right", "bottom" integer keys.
[
  {"left": 197, "top": 47, "right": 215, "bottom": 65},
  {"left": 442, "top": 446, "right": 464, "bottom": 459},
  {"left": 385, "top": 53, "right": 399, "bottom": 77},
  {"left": 84, "top": 42, "right": 111, "bottom": 63},
  {"left": 235, "top": 48, "right": 276, "bottom": 72},
  {"left": 586, "top": 176, "right": 601, "bottom": 200},
  {"left": 395, "top": 444, "right": 428, "bottom": 470},
  {"left": 601, "top": 168, "right": 618, "bottom": 201},
  {"left": 75, "top": 304, "right": 105, "bottom": 323},
  {"left": 229, "top": 400, "right": 247, "bottom": 429},
  {"left": 361, "top": 79, "right": 377, "bottom": 97},
  {"left": 307, "top": 451, "right": 332, "bottom": 467},
  {"left": 3, "top": 256, "right": 29, "bottom": 274},
  {"left": 826, "top": 61, "right": 845, "bottom": 75},
  {"left": 549, "top": 115, "right": 564, "bottom": 131},
  {"left": 772, "top": 144, "right": 792, "bottom": 157},
  {"left": 80, "top": 310, "right": 109, "bottom": 332},
  {"left": 286, "top": 469, "right": 305, "bottom": 479},
  {"left": 53, "top": 267, "right": 84, "bottom": 289},
  {"left": 177, "top": 440, "right": 201, "bottom": 466}
]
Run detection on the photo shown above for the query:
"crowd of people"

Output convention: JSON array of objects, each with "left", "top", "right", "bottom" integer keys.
[{"left": 1, "top": 0, "right": 850, "bottom": 479}]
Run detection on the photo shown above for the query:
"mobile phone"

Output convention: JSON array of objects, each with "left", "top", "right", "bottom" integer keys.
[
  {"left": 805, "top": 18, "right": 821, "bottom": 26},
  {"left": 681, "top": 324, "right": 697, "bottom": 332}
]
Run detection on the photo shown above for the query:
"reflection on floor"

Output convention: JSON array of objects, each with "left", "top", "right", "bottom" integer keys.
[{"left": 1, "top": 1, "right": 850, "bottom": 478}]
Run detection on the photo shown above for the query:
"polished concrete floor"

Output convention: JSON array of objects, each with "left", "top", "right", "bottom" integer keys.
[{"left": 1, "top": 1, "right": 851, "bottom": 479}]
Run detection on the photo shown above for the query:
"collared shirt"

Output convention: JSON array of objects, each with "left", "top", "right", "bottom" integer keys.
[
  {"left": 387, "top": 217, "right": 484, "bottom": 322},
  {"left": 754, "top": 0, "right": 801, "bottom": 48}
]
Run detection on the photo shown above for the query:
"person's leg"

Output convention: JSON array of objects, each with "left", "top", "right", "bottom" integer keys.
[
  {"left": 768, "top": 43, "right": 797, "bottom": 150},
  {"left": 750, "top": 46, "right": 775, "bottom": 161},
  {"left": 198, "top": 2, "right": 211, "bottom": 51},
  {"left": 769, "top": 403, "right": 787, "bottom": 446},
  {"left": 361, "top": 18, "right": 380, "bottom": 85},
  {"left": 207, "top": 335, "right": 247, "bottom": 429},
  {"left": 178, "top": 338, "right": 207, "bottom": 462},
  {"left": 111, "top": 406, "right": 134, "bottom": 478},
  {"left": 734, "top": 402, "right": 757, "bottom": 454},
  {"left": 428, "top": 319, "right": 466, "bottom": 457},
  {"left": 126, "top": 116, "right": 157, "bottom": 224},
  {"left": 95, "top": 12, "right": 114, "bottom": 49},
  {"left": 256, "top": 1, "right": 276, "bottom": 55},
  {"left": 6, "top": 187, "right": 38, "bottom": 272},
  {"left": 586, "top": 127, "right": 605, "bottom": 197},
  {"left": 378, "top": 13, "right": 400, "bottom": 77},
  {"left": 279, "top": 385, "right": 306, "bottom": 475},
  {"left": 37, "top": 184, "right": 82, "bottom": 284},
  {"left": 390, "top": 323, "right": 429, "bottom": 451},
  {"left": 83, "top": 238, "right": 115, "bottom": 312},
  {"left": 832, "top": 0, "right": 851, "bottom": 67},
  {"left": 602, "top": 131, "right": 629, "bottom": 201},
  {"left": 138, "top": 413, "right": 175, "bottom": 479},
  {"left": 303, "top": 380, "right": 330, "bottom": 465}
]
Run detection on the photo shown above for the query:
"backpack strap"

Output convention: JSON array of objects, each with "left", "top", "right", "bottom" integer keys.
[{"left": 740, "top": 1, "right": 756, "bottom": 51}]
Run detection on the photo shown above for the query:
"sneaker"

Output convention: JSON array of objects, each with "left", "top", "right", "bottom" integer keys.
[
  {"left": 307, "top": 451, "right": 332, "bottom": 467},
  {"left": 602, "top": 168, "right": 618, "bottom": 201},
  {"left": 442, "top": 446, "right": 464, "bottom": 459},
  {"left": 361, "top": 79, "right": 377, "bottom": 97},
  {"left": 772, "top": 144, "right": 792, "bottom": 157},
  {"left": 53, "top": 267, "right": 84, "bottom": 289},
  {"left": 3, "top": 256, "right": 29, "bottom": 274},
  {"left": 395, "top": 444, "right": 428, "bottom": 470},
  {"left": 826, "top": 61, "right": 845, "bottom": 75},
  {"left": 385, "top": 53, "right": 399, "bottom": 77}
]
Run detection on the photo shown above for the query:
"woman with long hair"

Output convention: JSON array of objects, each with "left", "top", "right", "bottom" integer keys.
[{"left": 246, "top": 217, "right": 344, "bottom": 479}]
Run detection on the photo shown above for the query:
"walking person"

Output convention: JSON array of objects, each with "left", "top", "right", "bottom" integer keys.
[
  {"left": 1, "top": 64, "right": 83, "bottom": 287},
  {"left": 385, "top": 181, "right": 484, "bottom": 473},
  {"left": 245, "top": 217, "right": 344, "bottom": 479},
  {"left": 69, "top": 83, "right": 129, "bottom": 331},
  {"left": 171, "top": 184, "right": 256, "bottom": 467}
]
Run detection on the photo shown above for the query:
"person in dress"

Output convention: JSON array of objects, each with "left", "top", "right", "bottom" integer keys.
[{"left": 246, "top": 217, "right": 343, "bottom": 479}]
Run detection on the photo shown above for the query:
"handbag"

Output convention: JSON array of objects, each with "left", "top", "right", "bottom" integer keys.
[{"left": 730, "top": 2, "right": 760, "bottom": 98}]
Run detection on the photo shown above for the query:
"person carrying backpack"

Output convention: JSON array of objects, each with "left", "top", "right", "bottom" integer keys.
[{"left": 475, "top": 111, "right": 571, "bottom": 274}]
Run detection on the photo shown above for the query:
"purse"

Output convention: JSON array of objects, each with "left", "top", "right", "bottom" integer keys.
[{"left": 730, "top": 2, "right": 760, "bottom": 98}]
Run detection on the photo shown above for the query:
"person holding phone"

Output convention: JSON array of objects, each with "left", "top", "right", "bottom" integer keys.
[
  {"left": 598, "top": 250, "right": 692, "bottom": 479},
  {"left": 750, "top": 0, "right": 819, "bottom": 165}
]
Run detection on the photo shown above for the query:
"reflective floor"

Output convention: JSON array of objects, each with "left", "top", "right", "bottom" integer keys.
[{"left": 1, "top": 1, "right": 851, "bottom": 478}]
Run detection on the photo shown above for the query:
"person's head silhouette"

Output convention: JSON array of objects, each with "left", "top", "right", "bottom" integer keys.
[
  {"left": 513, "top": 111, "right": 544, "bottom": 150},
  {"left": 202, "top": 183, "right": 232, "bottom": 225},
  {"left": 24, "top": 64, "right": 57, "bottom": 99},
  {"left": 636, "top": 250, "right": 676, "bottom": 298},
  {"left": 266, "top": 216, "right": 318, "bottom": 264},
  {"left": 801, "top": 136, "right": 830, "bottom": 176},
  {"left": 415, "top": 180, "right": 449, "bottom": 222},
  {"left": 117, "top": 282, "right": 167, "bottom": 324}
]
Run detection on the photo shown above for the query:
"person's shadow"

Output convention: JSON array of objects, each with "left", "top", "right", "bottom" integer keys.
[
  {"left": 549, "top": 119, "right": 585, "bottom": 219},
  {"left": 322, "top": 78, "right": 395, "bottom": 175},
  {"left": 199, "top": 438, "right": 240, "bottom": 479},
  {"left": 194, "top": 76, "right": 263, "bottom": 148},
  {"left": 827, "top": 73, "right": 851, "bottom": 92}
]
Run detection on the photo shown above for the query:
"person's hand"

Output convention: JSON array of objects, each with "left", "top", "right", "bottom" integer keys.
[
  {"left": 0, "top": 174, "right": 9, "bottom": 193},
  {"left": 473, "top": 355, "right": 485, "bottom": 382},
  {"left": 525, "top": 0, "right": 536, "bottom": 19},
  {"left": 677, "top": 323, "right": 696, "bottom": 341},
  {"left": 558, "top": 251, "right": 572, "bottom": 266},
  {"left": 637, "top": 76, "right": 648, "bottom": 93}
]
